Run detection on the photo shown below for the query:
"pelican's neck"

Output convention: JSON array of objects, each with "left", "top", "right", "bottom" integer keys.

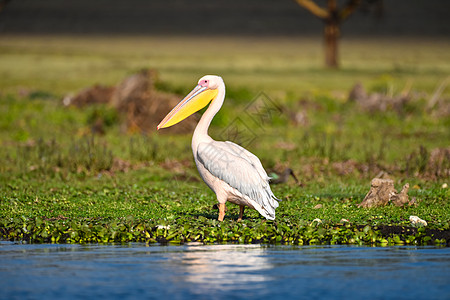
[{"left": 192, "top": 81, "right": 225, "bottom": 151}]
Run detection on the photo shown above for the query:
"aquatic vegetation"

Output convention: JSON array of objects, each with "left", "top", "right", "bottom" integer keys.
[{"left": 1, "top": 214, "right": 448, "bottom": 246}]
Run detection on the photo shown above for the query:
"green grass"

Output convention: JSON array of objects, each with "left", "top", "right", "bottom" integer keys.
[
  {"left": 0, "top": 35, "right": 449, "bottom": 245},
  {"left": 1, "top": 35, "right": 449, "bottom": 94}
]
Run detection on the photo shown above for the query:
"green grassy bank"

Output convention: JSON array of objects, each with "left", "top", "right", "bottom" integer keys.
[{"left": 0, "top": 36, "right": 449, "bottom": 245}]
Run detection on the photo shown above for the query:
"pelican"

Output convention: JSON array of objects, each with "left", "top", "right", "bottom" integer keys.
[{"left": 157, "top": 75, "right": 280, "bottom": 221}]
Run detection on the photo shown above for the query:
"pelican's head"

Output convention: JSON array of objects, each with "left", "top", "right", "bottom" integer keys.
[{"left": 157, "top": 75, "right": 223, "bottom": 130}]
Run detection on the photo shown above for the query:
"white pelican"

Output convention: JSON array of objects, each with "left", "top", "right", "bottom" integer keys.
[{"left": 157, "top": 75, "right": 280, "bottom": 221}]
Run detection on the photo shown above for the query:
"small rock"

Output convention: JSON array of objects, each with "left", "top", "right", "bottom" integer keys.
[
  {"left": 409, "top": 216, "right": 427, "bottom": 227},
  {"left": 313, "top": 204, "right": 323, "bottom": 209},
  {"left": 339, "top": 218, "right": 349, "bottom": 223},
  {"left": 156, "top": 225, "right": 170, "bottom": 230},
  {"left": 442, "top": 183, "right": 448, "bottom": 189}
]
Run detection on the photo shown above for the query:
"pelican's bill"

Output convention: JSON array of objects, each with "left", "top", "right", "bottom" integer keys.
[{"left": 157, "top": 85, "right": 218, "bottom": 129}]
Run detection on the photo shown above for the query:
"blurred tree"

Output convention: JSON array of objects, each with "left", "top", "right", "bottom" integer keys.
[
  {"left": 294, "top": 0, "right": 383, "bottom": 68},
  {"left": 0, "top": 0, "right": 11, "bottom": 13}
]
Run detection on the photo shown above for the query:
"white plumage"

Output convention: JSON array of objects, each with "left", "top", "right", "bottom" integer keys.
[{"left": 197, "top": 141, "right": 280, "bottom": 220}]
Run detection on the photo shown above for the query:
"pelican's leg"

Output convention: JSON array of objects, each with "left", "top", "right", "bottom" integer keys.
[
  {"left": 237, "top": 205, "right": 245, "bottom": 221},
  {"left": 218, "top": 203, "right": 226, "bottom": 221}
]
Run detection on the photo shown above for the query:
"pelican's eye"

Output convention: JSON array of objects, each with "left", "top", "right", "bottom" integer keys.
[{"left": 200, "top": 79, "right": 209, "bottom": 87}]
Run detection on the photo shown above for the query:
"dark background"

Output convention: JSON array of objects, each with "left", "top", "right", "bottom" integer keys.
[{"left": 0, "top": 0, "right": 449, "bottom": 37}]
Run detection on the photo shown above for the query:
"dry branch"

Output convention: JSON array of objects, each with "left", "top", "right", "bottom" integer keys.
[{"left": 293, "top": 0, "right": 329, "bottom": 19}]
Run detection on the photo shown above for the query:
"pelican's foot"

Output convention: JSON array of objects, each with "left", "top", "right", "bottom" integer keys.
[
  {"left": 237, "top": 205, "right": 245, "bottom": 222},
  {"left": 218, "top": 203, "right": 226, "bottom": 221}
]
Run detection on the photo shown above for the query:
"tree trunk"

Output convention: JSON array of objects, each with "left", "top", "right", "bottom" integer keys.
[
  {"left": 324, "top": 19, "right": 339, "bottom": 68},
  {"left": 324, "top": 0, "right": 339, "bottom": 68}
]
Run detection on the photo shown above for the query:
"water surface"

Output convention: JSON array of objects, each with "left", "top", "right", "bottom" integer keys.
[{"left": 0, "top": 243, "right": 449, "bottom": 300}]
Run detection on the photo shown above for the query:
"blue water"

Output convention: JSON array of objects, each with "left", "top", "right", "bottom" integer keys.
[{"left": 0, "top": 243, "right": 449, "bottom": 300}]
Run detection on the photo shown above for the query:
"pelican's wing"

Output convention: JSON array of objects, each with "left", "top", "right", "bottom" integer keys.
[
  {"left": 196, "top": 141, "right": 279, "bottom": 219},
  {"left": 223, "top": 141, "right": 272, "bottom": 182}
]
